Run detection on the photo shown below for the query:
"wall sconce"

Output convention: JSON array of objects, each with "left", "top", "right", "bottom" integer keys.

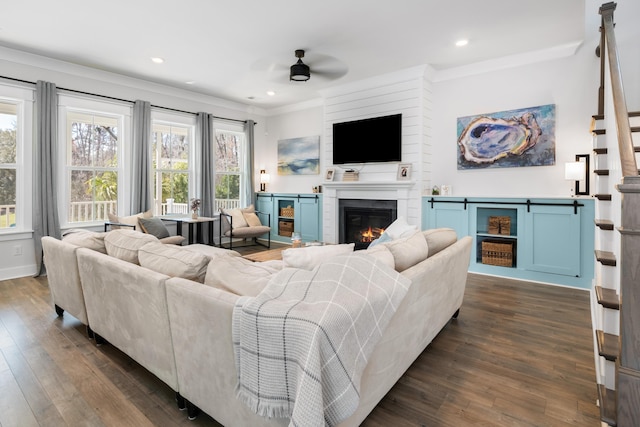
[
  {"left": 259, "top": 169, "right": 270, "bottom": 192},
  {"left": 564, "top": 154, "right": 589, "bottom": 196}
]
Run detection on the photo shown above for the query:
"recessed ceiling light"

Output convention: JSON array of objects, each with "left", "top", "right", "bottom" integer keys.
[
  {"left": 266, "top": 90, "right": 276, "bottom": 96},
  {"left": 151, "top": 57, "right": 164, "bottom": 64},
  {"left": 185, "top": 81, "right": 195, "bottom": 85},
  {"left": 455, "top": 39, "right": 469, "bottom": 47}
]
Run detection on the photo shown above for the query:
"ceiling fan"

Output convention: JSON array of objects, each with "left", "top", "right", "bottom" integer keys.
[
  {"left": 290, "top": 50, "right": 311, "bottom": 81},
  {"left": 252, "top": 49, "right": 348, "bottom": 84}
]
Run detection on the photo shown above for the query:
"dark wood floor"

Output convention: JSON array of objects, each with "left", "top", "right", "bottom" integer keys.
[{"left": 0, "top": 264, "right": 600, "bottom": 426}]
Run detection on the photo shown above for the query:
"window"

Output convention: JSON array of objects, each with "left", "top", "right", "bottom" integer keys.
[
  {"left": 152, "top": 122, "right": 191, "bottom": 215},
  {"left": 215, "top": 129, "right": 245, "bottom": 210},
  {"left": 65, "top": 110, "right": 120, "bottom": 224},
  {"left": 0, "top": 102, "right": 17, "bottom": 230}
]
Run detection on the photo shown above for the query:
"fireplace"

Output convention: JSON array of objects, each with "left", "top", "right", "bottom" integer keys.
[{"left": 339, "top": 199, "right": 397, "bottom": 249}]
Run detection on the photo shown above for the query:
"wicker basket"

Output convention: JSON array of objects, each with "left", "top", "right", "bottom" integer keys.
[
  {"left": 280, "top": 206, "right": 294, "bottom": 218},
  {"left": 488, "top": 216, "right": 511, "bottom": 235},
  {"left": 279, "top": 220, "right": 294, "bottom": 237},
  {"left": 481, "top": 239, "right": 514, "bottom": 267}
]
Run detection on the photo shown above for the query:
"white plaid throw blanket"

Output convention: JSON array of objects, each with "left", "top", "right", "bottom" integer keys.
[{"left": 232, "top": 253, "right": 410, "bottom": 427}]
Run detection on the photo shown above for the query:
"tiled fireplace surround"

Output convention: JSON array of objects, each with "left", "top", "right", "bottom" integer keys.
[{"left": 322, "top": 181, "right": 416, "bottom": 244}]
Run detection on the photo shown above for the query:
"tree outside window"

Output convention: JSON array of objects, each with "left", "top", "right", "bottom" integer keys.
[
  {"left": 67, "top": 111, "right": 119, "bottom": 223},
  {"left": 152, "top": 123, "right": 190, "bottom": 215},
  {"left": 0, "top": 103, "right": 17, "bottom": 229},
  {"left": 215, "top": 130, "right": 243, "bottom": 210}
]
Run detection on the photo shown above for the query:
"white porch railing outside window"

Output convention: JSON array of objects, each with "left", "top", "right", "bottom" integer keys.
[
  {"left": 0, "top": 205, "right": 15, "bottom": 228},
  {"left": 0, "top": 199, "right": 244, "bottom": 227}
]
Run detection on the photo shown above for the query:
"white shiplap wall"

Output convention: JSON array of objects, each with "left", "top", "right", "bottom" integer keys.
[{"left": 320, "top": 66, "right": 432, "bottom": 241}]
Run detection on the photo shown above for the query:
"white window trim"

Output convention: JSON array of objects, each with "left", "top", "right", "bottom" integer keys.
[
  {"left": 0, "top": 85, "right": 34, "bottom": 236},
  {"left": 58, "top": 95, "right": 130, "bottom": 228},
  {"left": 151, "top": 110, "right": 196, "bottom": 214},
  {"left": 214, "top": 121, "right": 247, "bottom": 206}
]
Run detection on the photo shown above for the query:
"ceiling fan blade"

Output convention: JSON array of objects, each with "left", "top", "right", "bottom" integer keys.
[{"left": 311, "top": 68, "right": 348, "bottom": 80}]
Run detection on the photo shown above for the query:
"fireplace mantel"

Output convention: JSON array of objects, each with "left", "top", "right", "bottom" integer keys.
[
  {"left": 322, "top": 181, "right": 417, "bottom": 243},
  {"left": 323, "top": 181, "right": 415, "bottom": 191}
]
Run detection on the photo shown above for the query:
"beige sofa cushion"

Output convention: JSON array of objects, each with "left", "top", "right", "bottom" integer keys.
[
  {"left": 204, "top": 255, "right": 281, "bottom": 296},
  {"left": 282, "top": 243, "right": 355, "bottom": 270},
  {"left": 382, "top": 231, "right": 430, "bottom": 272},
  {"left": 423, "top": 228, "right": 457, "bottom": 257},
  {"left": 138, "top": 242, "right": 210, "bottom": 283},
  {"left": 182, "top": 244, "right": 241, "bottom": 260},
  {"left": 61, "top": 229, "right": 108, "bottom": 253},
  {"left": 104, "top": 229, "right": 158, "bottom": 264}
]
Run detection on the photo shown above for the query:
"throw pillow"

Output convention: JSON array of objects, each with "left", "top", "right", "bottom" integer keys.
[
  {"left": 282, "top": 243, "right": 355, "bottom": 270},
  {"left": 226, "top": 208, "right": 249, "bottom": 228},
  {"left": 384, "top": 217, "right": 418, "bottom": 240},
  {"left": 104, "top": 229, "right": 158, "bottom": 264},
  {"left": 383, "top": 231, "right": 429, "bottom": 272},
  {"left": 138, "top": 242, "right": 210, "bottom": 283},
  {"left": 204, "top": 256, "right": 281, "bottom": 296},
  {"left": 61, "top": 229, "right": 108, "bottom": 254},
  {"left": 107, "top": 209, "right": 153, "bottom": 230},
  {"left": 367, "top": 232, "right": 392, "bottom": 249},
  {"left": 138, "top": 217, "right": 170, "bottom": 239},
  {"left": 241, "top": 204, "right": 260, "bottom": 226}
]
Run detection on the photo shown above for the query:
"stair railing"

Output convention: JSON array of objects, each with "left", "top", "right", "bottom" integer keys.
[
  {"left": 599, "top": 3, "right": 640, "bottom": 426},
  {"left": 600, "top": 2, "right": 637, "bottom": 178}
]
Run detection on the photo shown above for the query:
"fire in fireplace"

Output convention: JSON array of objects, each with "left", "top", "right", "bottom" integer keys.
[{"left": 339, "top": 199, "right": 397, "bottom": 249}]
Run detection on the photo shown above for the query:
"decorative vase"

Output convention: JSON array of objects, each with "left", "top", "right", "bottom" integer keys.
[{"left": 192, "top": 211, "right": 198, "bottom": 219}]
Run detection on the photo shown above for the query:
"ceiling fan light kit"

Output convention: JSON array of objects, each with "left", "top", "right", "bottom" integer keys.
[{"left": 290, "top": 49, "right": 310, "bottom": 81}]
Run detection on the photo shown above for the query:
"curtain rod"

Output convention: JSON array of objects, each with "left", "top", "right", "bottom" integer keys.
[{"left": 0, "top": 75, "right": 254, "bottom": 125}]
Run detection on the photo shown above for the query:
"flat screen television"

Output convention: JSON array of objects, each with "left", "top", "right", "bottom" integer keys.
[{"left": 332, "top": 113, "right": 402, "bottom": 164}]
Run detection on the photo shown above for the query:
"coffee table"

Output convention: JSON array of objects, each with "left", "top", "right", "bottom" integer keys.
[{"left": 242, "top": 247, "right": 287, "bottom": 262}]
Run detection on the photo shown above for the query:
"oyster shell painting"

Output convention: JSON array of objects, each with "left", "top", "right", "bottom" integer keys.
[{"left": 457, "top": 104, "right": 556, "bottom": 169}]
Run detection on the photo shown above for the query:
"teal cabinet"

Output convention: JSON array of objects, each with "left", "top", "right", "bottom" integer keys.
[
  {"left": 256, "top": 193, "right": 323, "bottom": 244},
  {"left": 422, "top": 197, "right": 594, "bottom": 289},
  {"left": 522, "top": 204, "right": 581, "bottom": 277},
  {"left": 296, "top": 196, "right": 322, "bottom": 243},
  {"left": 422, "top": 199, "right": 469, "bottom": 238}
]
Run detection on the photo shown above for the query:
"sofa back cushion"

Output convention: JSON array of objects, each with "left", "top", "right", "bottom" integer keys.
[
  {"left": 104, "top": 229, "right": 158, "bottom": 264},
  {"left": 282, "top": 243, "right": 355, "bottom": 270},
  {"left": 138, "top": 242, "right": 210, "bottom": 283},
  {"left": 204, "top": 255, "right": 281, "bottom": 296},
  {"left": 62, "top": 229, "right": 108, "bottom": 253},
  {"left": 365, "top": 244, "right": 395, "bottom": 269},
  {"left": 382, "top": 231, "right": 430, "bottom": 272},
  {"left": 423, "top": 228, "right": 457, "bottom": 257}
]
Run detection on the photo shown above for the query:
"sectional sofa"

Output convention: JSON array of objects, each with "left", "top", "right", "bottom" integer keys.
[{"left": 42, "top": 227, "right": 472, "bottom": 425}]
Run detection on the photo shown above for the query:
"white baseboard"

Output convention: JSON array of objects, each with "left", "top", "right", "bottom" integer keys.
[{"left": 0, "top": 264, "right": 38, "bottom": 281}]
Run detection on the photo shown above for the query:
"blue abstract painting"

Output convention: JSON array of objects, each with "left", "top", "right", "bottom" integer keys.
[
  {"left": 278, "top": 135, "right": 320, "bottom": 175},
  {"left": 457, "top": 104, "right": 556, "bottom": 170}
]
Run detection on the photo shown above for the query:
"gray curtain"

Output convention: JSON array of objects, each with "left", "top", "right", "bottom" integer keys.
[
  {"left": 33, "top": 81, "right": 61, "bottom": 276},
  {"left": 244, "top": 120, "right": 255, "bottom": 206},
  {"left": 130, "top": 100, "right": 152, "bottom": 214},
  {"left": 197, "top": 112, "right": 215, "bottom": 217}
]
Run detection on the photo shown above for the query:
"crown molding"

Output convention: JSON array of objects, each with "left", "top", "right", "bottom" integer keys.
[
  {"left": 0, "top": 45, "right": 267, "bottom": 116},
  {"left": 432, "top": 41, "right": 583, "bottom": 82}
]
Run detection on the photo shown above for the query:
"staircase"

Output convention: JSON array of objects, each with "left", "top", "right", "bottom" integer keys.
[{"left": 590, "top": 3, "right": 640, "bottom": 426}]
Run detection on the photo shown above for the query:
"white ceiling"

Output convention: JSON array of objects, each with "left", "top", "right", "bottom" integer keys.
[{"left": 0, "top": 0, "right": 585, "bottom": 109}]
